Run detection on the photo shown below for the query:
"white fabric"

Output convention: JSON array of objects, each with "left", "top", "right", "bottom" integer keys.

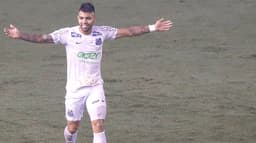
[
  {"left": 93, "top": 131, "right": 106, "bottom": 143},
  {"left": 50, "top": 25, "right": 117, "bottom": 92},
  {"left": 64, "top": 126, "right": 78, "bottom": 143},
  {"left": 65, "top": 84, "right": 106, "bottom": 121}
]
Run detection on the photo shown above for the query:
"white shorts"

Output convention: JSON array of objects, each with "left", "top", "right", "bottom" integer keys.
[{"left": 65, "top": 84, "right": 106, "bottom": 121}]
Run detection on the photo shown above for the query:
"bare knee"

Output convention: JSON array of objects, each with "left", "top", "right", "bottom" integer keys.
[
  {"left": 67, "top": 121, "right": 80, "bottom": 134},
  {"left": 91, "top": 119, "right": 104, "bottom": 133}
]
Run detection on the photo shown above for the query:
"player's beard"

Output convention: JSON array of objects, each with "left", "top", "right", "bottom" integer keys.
[{"left": 80, "top": 24, "right": 92, "bottom": 34}]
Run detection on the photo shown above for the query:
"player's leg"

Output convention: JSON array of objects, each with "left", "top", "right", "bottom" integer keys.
[
  {"left": 64, "top": 94, "right": 87, "bottom": 143},
  {"left": 86, "top": 84, "right": 107, "bottom": 143},
  {"left": 91, "top": 119, "right": 106, "bottom": 143},
  {"left": 64, "top": 121, "right": 80, "bottom": 143}
]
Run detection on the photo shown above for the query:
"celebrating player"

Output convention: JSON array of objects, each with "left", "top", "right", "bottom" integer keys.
[{"left": 4, "top": 2, "right": 173, "bottom": 143}]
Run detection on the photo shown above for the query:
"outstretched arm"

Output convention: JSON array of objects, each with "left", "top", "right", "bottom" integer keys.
[
  {"left": 3, "top": 24, "right": 54, "bottom": 43},
  {"left": 115, "top": 18, "right": 173, "bottom": 39}
]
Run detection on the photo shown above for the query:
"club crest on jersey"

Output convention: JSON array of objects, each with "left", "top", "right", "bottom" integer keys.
[
  {"left": 71, "top": 32, "right": 81, "bottom": 38},
  {"left": 95, "top": 38, "right": 102, "bottom": 45}
]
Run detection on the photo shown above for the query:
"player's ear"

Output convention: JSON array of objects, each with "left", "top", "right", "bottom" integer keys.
[{"left": 93, "top": 13, "right": 96, "bottom": 22}]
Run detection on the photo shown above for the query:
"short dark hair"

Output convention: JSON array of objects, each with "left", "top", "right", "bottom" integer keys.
[{"left": 79, "top": 2, "right": 95, "bottom": 13}]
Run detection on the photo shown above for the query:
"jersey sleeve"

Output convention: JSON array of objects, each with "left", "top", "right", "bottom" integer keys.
[
  {"left": 49, "top": 27, "right": 70, "bottom": 45},
  {"left": 101, "top": 26, "right": 118, "bottom": 40}
]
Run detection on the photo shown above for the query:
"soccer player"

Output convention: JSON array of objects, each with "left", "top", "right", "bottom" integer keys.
[{"left": 3, "top": 2, "right": 172, "bottom": 143}]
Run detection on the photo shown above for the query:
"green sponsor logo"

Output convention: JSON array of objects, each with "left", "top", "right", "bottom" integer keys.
[{"left": 77, "top": 52, "right": 100, "bottom": 60}]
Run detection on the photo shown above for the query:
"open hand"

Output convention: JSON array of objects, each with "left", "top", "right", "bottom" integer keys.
[
  {"left": 3, "top": 24, "right": 21, "bottom": 39},
  {"left": 154, "top": 18, "right": 173, "bottom": 32}
]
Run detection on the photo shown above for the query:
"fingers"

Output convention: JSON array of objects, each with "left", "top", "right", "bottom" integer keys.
[
  {"left": 4, "top": 24, "right": 10, "bottom": 32},
  {"left": 155, "top": 18, "right": 173, "bottom": 31},
  {"left": 3, "top": 27, "right": 7, "bottom": 33},
  {"left": 3, "top": 27, "right": 9, "bottom": 36},
  {"left": 157, "top": 18, "right": 165, "bottom": 23},
  {"left": 158, "top": 18, "right": 173, "bottom": 26},
  {"left": 10, "top": 24, "right": 16, "bottom": 29},
  {"left": 3, "top": 24, "right": 17, "bottom": 37}
]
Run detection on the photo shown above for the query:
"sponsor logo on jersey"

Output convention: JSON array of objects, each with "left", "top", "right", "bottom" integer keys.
[
  {"left": 71, "top": 32, "right": 82, "bottom": 38},
  {"left": 101, "top": 26, "right": 116, "bottom": 31},
  {"left": 77, "top": 52, "right": 101, "bottom": 60},
  {"left": 92, "top": 31, "right": 102, "bottom": 36}
]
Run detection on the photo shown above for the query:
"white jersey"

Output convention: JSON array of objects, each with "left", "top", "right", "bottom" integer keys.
[{"left": 50, "top": 25, "right": 117, "bottom": 92}]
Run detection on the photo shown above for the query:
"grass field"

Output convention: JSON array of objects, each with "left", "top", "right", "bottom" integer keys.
[{"left": 1, "top": 0, "right": 256, "bottom": 143}]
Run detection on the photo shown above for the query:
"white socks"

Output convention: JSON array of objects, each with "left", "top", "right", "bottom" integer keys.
[
  {"left": 93, "top": 131, "right": 106, "bottom": 143},
  {"left": 64, "top": 126, "right": 78, "bottom": 143},
  {"left": 64, "top": 126, "right": 106, "bottom": 143}
]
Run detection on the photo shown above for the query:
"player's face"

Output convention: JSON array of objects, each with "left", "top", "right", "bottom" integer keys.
[{"left": 77, "top": 11, "right": 96, "bottom": 34}]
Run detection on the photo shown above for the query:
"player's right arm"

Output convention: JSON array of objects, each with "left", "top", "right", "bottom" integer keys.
[
  {"left": 115, "top": 18, "right": 173, "bottom": 39},
  {"left": 3, "top": 24, "right": 54, "bottom": 43}
]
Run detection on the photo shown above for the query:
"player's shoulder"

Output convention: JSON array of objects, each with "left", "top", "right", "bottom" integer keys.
[
  {"left": 61, "top": 26, "right": 79, "bottom": 34},
  {"left": 57, "top": 26, "right": 78, "bottom": 32},
  {"left": 57, "top": 26, "right": 81, "bottom": 37},
  {"left": 52, "top": 26, "right": 73, "bottom": 35},
  {"left": 92, "top": 26, "right": 117, "bottom": 40},
  {"left": 93, "top": 25, "right": 117, "bottom": 32}
]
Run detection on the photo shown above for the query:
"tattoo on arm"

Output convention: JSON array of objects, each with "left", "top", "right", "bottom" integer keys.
[
  {"left": 20, "top": 33, "right": 53, "bottom": 43},
  {"left": 117, "top": 25, "right": 150, "bottom": 39},
  {"left": 126, "top": 26, "right": 150, "bottom": 36}
]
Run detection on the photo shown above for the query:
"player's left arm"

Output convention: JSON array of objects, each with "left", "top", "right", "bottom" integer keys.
[
  {"left": 3, "top": 24, "right": 54, "bottom": 43},
  {"left": 115, "top": 18, "right": 173, "bottom": 39}
]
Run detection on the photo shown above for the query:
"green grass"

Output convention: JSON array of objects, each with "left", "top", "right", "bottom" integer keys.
[{"left": 1, "top": 0, "right": 256, "bottom": 143}]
